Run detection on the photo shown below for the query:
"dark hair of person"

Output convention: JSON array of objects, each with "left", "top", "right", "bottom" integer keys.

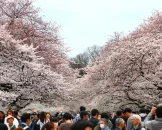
[
  {"left": 91, "top": 109, "right": 99, "bottom": 116},
  {"left": 156, "top": 106, "right": 162, "bottom": 118},
  {"left": 132, "top": 111, "right": 138, "bottom": 114},
  {"left": 0, "top": 111, "right": 5, "bottom": 118},
  {"left": 44, "top": 122, "right": 54, "bottom": 130},
  {"left": 21, "top": 113, "right": 31, "bottom": 122},
  {"left": 50, "top": 116, "right": 58, "bottom": 122},
  {"left": 80, "top": 106, "right": 86, "bottom": 111},
  {"left": 123, "top": 108, "right": 132, "bottom": 114},
  {"left": 139, "top": 108, "right": 146, "bottom": 113},
  {"left": 101, "top": 112, "right": 109, "bottom": 119},
  {"left": 145, "top": 109, "right": 150, "bottom": 115},
  {"left": 40, "top": 111, "right": 46, "bottom": 122},
  {"left": 71, "top": 120, "right": 93, "bottom": 130},
  {"left": 63, "top": 113, "right": 72, "bottom": 120},
  {"left": 116, "top": 110, "right": 122, "bottom": 117},
  {"left": 80, "top": 111, "right": 88, "bottom": 119},
  {"left": 14, "top": 111, "right": 18, "bottom": 116},
  {"left": 0, "top": 123, "right": 8, "bottom": 130}
]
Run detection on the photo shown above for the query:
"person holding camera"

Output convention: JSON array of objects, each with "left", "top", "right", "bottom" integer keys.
[
  {"left": 144, "top": 104, "right": 162, "bottom": 130},
  {"left": 30, "top": 112, "right": 39, "bottom": 130}
]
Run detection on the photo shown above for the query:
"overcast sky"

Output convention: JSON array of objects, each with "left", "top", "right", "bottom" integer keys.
[{"left": 34, "top": 0, "right": 162, "bottom": 57}]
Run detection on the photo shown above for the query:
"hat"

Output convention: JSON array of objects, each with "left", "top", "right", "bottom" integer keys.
[{"left": 6, "top": 115, "right": 14, "bottom": 120}]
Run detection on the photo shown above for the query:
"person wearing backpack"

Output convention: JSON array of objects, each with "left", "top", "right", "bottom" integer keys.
[{"left": 19, "top": 113, "right": 31, "bottom": 130}]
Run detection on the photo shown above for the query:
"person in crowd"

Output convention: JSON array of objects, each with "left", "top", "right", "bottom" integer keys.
[
  {"left": 144, "top": 104, "right": 162, "bottom": 130},
  {"left": 80, "top": 111, "right": 89, "bottom": 121},
  {"left": 43, "top": 122, "right": 54, "bottom": 130},
  {"left": 89, "top": 109, "right": 99, "bottom": 128},
  {"left": 41, "top": 116, "right": 58, "bottom": 130},
  {"left": 58, "top": 113, "right": 65, "bottom": 127},
  {"left": 98, "top": 114, "right": 101, "bottom": 120},
  {"left": 59, "top": 112, "right": 73, "bottom": 130},
  {"left": 138, "top": 108, "right": 147, "bottom": 127},
  {"left": 138, "top": 109, "right": 146, "bottom": 122},
  {"left": 0, "top": 111, "right": 5, "bottom": 123},
  {"left": 4, "top": 110, "right": 19, "bottom": 126},
  {"left": 30, "top": 111, "right": 40, "bottom": 130},
  {"left": 54, "top": 108, "right": 63, "bottom": 119},
  {"left": 6, "top": 115, "right": 18, "bottom": 130},
  {"left": 120, "top": 114, "right": 127, "bottom": 125},
  {"left": 123, "top": 108, "right": 133, "bottom": 130},
  {"left": 112, "top": 110, "right": 122, "bottom": 129},
  {"left": 131, "top": 115, "right": 145, "bottom": 130},
  {"left": 50, "top": 116, "right": 59, "bottom": 130},
  {"left": 71, "top": 120, "right": 93, "bottom": 130},
  {"left": 114, "top": 118, "right": 125, "bottom": 130},
  {"left": 99, "top": 118, "right": 110, "bottom": 130},
  {"left": 111, "top": 112, "right": 117, "bottom": 125},
  {"left": 0, "top": 123, "right": 8, "bottom": 130},
  {"left": 46, "top": 113, "right": 51, "bottom": 120},
  {"left": 13, "top": 111, "right": 20, "bottom": 123},
  {"left": 73, "top": 106, "right": 86, "bottom": 123},
  {"left": 19, "top": 113, "right": 31, "bottom": 130},
  {"left": 37, "top": 111, "right": 49, "bottom": 130},
  {"left": 94, "top": 112, "right": 113, "bottom": 130}
]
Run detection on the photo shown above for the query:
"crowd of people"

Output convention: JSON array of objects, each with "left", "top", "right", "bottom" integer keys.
[{"left": 0, "top": 104, "right": 162, "bottom": 130}]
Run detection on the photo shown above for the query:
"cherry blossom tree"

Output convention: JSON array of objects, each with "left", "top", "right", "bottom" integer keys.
[
  {"left": 2, "top": 0, "right": 162, "bottom": 113},
  {"left": 0, "top": 24, "right": 74, "bottom": 111},
  {"left": 78, "top": 12, "right": 162, "bottom": 112},
  {"left": 0, "top": 0, "right": 70, "bottom": 74}
]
